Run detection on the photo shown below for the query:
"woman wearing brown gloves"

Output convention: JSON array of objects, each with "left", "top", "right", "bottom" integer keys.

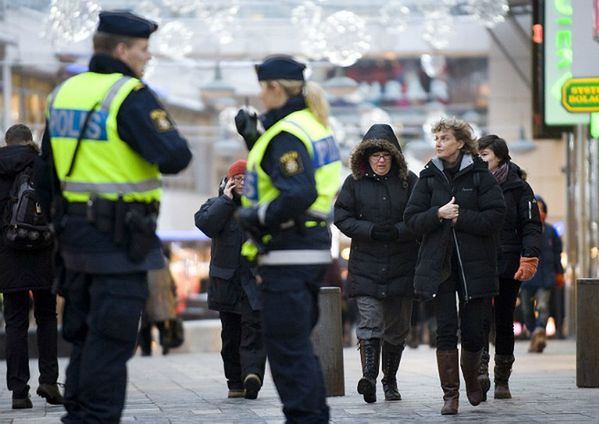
[
  {"left": 404, "top": 118, "right": 505, "bottom": 415},
  {"left": 477, "top": 135, "right": 542, "bottom": 400},
  {"left": 334, "top": 124, "right": 418, "bottom": 404}
]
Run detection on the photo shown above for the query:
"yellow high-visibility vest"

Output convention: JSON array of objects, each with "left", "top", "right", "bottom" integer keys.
[
  {"left": 47, "top": 72, "right": 161, "bottom": 203},
  {"left": 241, "top": 108, "right": 341, "bottom": 263}
]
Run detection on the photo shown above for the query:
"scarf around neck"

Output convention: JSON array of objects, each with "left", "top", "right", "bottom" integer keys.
[{"left": 492, "top": 162, "right": 509, "bottom": 184}]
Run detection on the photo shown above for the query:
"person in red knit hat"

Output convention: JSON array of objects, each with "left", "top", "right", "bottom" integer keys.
[{"left": 194, "top": 158, "right": 265, "bottom": 400}]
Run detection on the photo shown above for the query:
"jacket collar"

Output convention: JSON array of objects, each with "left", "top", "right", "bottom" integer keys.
[
  {"left": 431, "top": 153, "right": 473, "bottom": 173},
  {"left": 88, "top": 53, "right": 137, "bottom": 77},
  {"left": 261, "top": 95, "right": 307, "bottom": 130}
]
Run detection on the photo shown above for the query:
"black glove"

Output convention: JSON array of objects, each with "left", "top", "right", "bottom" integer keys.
[
  {"left": 236, "top": 207, "right": 261, "bottom": 230},
  {"left": 235, "top": 109, "right": 261, "bottom": 150},
  {"left": 235, "top": 207, "right": 268, "bottom": 254},
  {"left": 370, "top": 223, "right": 400, "bottom": 241}
]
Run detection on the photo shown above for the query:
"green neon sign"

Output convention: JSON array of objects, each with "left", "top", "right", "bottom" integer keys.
[{"left": 545, "top": 0, "right": 588, "bottom": 125}]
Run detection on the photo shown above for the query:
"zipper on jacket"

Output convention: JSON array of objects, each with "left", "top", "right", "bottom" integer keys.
[
  {"left": 438, "top": 167, "right": 471, "bottom": 301},
  {"left": 528, "top": 200, "right": 532, "bottom": 220},
  {"left": 451, "top": 227, "right": 470, "bottom": 302}
]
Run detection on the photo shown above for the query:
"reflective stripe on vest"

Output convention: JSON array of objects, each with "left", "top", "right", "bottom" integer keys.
[
  {"left": 241, "top": 108, "right": 341, "bottom": 216},
  {"left": 258, "top": 249, "right": 331, "bottom": 266},
  {"left": 48, "top": 72, "right": 161, "bottom": 203}
]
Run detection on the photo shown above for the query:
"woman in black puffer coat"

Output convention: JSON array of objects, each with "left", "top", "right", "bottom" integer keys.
[
  {"left": 478, "top": 135, "right": 541, "bottom": 401},
  {"left": 404, "top": 118, "right": 505, "bottom": 415},
  {"left": 194, "top": 160, "right": 266, "bottom": 400},
  {"left": 334, "top": 124, "right": 418, "bottom": 404},
  {"left": 0, "top": 125, "right": 62, "bottom": 409}
]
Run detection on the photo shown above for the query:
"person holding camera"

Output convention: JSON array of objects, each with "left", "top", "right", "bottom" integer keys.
[
  {"left": 334, "top": 124, "right": 418, "bottom": 404},
  {"left": 195, "top": 160, "right": 266, "bottom": 400}
]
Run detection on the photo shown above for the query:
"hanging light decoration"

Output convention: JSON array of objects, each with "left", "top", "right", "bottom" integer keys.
[
  {"left": 196, "top": 0, "right": 240, "bottom": 45},
  {"left": 163, "top": 0, "right": 203, "bottom": 16},
  {"left": 291, "top": 1, "right": 327, "bottom": 60},
  {"left": 322, "top": 11, "right": 371, "bottom": 67},
  {"left": 135, "top": 0, "right": 162, "bottom": 23},
  {"left": 380, "top": 1, "right": 411, "bottom": 33},
  {"left": 466, "top": 0, "right": 510, "bottom": 28},
  {"left": 420, "top": 53, "right": 447, "bottom": 78},
  {"left": 43, "top": 0, "right": 100, "bottom": 45},
  {"left": 153, "top": 21, "right": 193, "bottom": 60},
  {"left": 422, "top": 10, "right": 453, "bottom": 50}
]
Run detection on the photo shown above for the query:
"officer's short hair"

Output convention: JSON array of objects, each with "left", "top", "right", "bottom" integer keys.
[
  {"left": 5, "top": 124, "right": 33, "bottom": 146},
  {"left": 93, "top": 31, "right": 136, "bottom": 55}
]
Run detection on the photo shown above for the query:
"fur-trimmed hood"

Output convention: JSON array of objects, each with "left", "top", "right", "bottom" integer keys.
[{"left": 349, "top": 124, "right": 408, "bottom": 182}]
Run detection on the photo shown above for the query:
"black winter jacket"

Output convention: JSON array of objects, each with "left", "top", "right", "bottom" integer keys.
[
  {"left": 195, "top": 193, "right": 261, "bottom": 312},
  {"left": 334, "top": 124, "right": 418, "bottom": 299},
  {"left": 496, "top": 162, "right": 542, "bottom": 279},
  {"left": 404, "top": 154, "right": 506, "bottom": 300},
  {"left": 0, "top": 144, "right": 54, "bottom": 293}
]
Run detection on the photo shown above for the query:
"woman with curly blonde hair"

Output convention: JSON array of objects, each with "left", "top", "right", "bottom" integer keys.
[{"left": 404, "top": 117, "right": 506, "bottom": 415}]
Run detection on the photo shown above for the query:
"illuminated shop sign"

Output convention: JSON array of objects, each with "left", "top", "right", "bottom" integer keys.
[{"left": 545, "top": 0, "right": 588, "bottom": 125}]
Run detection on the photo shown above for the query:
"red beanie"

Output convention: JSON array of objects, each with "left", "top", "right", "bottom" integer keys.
[{"left": 227, "top": 159, "right": 246, "bottom": 178}]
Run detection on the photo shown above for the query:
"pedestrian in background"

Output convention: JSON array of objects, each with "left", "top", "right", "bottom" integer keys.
[
  {"left": 334, "top": 123, "right": 418, "bottom": 404},
  {"left": 138, "top": 248, "right": 178, "bottom": 356},
  {"left": 520, "top": 196, "right": 564, "bottom": 354},
  {"left": 478, "top": 134, "right": 542, "bottom": 400},
  {"left": 404, "top": 117, "right": 505, "bottom": 415},
  {"left": 195, "top": 159, "right": 266, "bottom": 400},
  {"left": 235, "top": 54, "right": 341, "bottom": 423},
  {"left": 0, "top": 124, "right": 63, "bottom": 409},
  {"left": 35, "top": 10, "right": 192, "bottom": 423}
]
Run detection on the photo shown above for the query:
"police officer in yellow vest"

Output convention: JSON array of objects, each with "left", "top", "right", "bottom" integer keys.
[
  {"left": 35, "top": 11, "right": 191, "bottom": 424},
  {"left": 235, "top": 55, "right": 341, "bottom": 423}
]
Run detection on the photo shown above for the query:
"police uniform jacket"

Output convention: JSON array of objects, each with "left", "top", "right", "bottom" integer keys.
[
  {"left": 36, "top": 54, "right": 192, "bottom": 274},
  {"left": 496, "top": 162, "right": 542, "bottom": 280},
  {"left": 404, "top": 154, "right": 506, "bottom": 300},
  {"left": 195, "top": 191, "right": 261, "bottom": 312},
  {"left": 334, "top": 125, "right": 418, "bottom": 299},
  {"left": 0, "top": 144, "right": 53, "bottom": 292},
  {"left": 256, "top": 95, "right": 330, "bottom": 252}
]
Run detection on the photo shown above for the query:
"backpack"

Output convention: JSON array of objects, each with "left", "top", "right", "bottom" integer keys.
[{"left": 2, "top": 167, "right": 53, "bottom": 250}]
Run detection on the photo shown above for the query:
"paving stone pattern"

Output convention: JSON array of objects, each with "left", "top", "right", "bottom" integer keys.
[{"left": 0, "top": 340, "right": 596, "bottom": 423}]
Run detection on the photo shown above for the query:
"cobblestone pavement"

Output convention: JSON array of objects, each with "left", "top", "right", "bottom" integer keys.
[{"left": 0, "top": 339, "right": 596, "bottom": 423}]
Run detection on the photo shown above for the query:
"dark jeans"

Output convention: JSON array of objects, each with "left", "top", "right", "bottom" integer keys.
[
  {"left": 3, "top": 289, "right": 59, "bottom": 398},
  {"left": 260, "top": 264, "right": 329, "bottom": 424},
  {"left": 219, "top": 294, "right": 266, "bottom": 390},
  {"left": 60, "top": 270, "right": 147, "bottom": 424},
  {"left": 434, "top": 269, "right": 491, "bottom": 352},
  {"left": 483, "top": 277, "right": 522, "bottom": 355},
  {"left": 138, "top": 318, "right": 167, "bottom": 355}
]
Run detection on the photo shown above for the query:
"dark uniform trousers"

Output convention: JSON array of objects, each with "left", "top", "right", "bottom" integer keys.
[
  {"left": 260, "top": 264, "right": 329, "bottom": 424},
  {"left": 219, "top": 293, "right": 266, "bottom": 390},
  {"left": 60, "top": 270, "right": 148, "bottom": 424},
  {"left": 3, "top": 290, "right": 59, "bottom": 397}
]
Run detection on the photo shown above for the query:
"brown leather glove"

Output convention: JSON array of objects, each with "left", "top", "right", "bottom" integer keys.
[
  {"left": 514, "top": 256, "right": 539, "bottom": 281},
  {"left": 555, "top": 272, "right": 565, "bottom": 288}
]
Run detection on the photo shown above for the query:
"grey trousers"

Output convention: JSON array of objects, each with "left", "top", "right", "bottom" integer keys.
[{"left": 355, "top": 296, "right": 413, "bottom": 346}]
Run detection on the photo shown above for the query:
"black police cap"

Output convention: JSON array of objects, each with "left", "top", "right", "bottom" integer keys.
[
  {"left": 98, "top": 10, "right": 158, "bottom": 39},
  {"left": 255, "top": 55, "right": 306, "bottom": 81}
]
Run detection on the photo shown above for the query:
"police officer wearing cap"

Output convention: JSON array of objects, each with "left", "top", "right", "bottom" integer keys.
[
  {"left": 36, "top": 10, "right": 192, "bottom": 424},
  {"left": 236, "top": 55, "right": 341, "bottom": 423}
]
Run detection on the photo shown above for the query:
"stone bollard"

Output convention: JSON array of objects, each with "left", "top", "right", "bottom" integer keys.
[
  {"left": 576, "top": 279, "right": 599, "bottom": 387},
  {"left": 311, "top": 286, "right": 345, "bottom": 397}
]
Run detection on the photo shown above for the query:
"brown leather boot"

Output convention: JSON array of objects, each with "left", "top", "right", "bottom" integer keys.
[
  {"left": 357, "top": 339, "right": 380, "bottom": 403},
  {"left": 478, "top": 347, "right": 490, "bottom": 401},
  {"left": 494, "top": 354, "right": 515, "bottom": 399},
  {"left": 436, "top": 350, "right": 459, "bottom": 415},
  {"left": 381, "top": 341, "right": 403, "bottom": 401},
  {"left": 460, "top": 348, "right": 483, "bottom": 406}
]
